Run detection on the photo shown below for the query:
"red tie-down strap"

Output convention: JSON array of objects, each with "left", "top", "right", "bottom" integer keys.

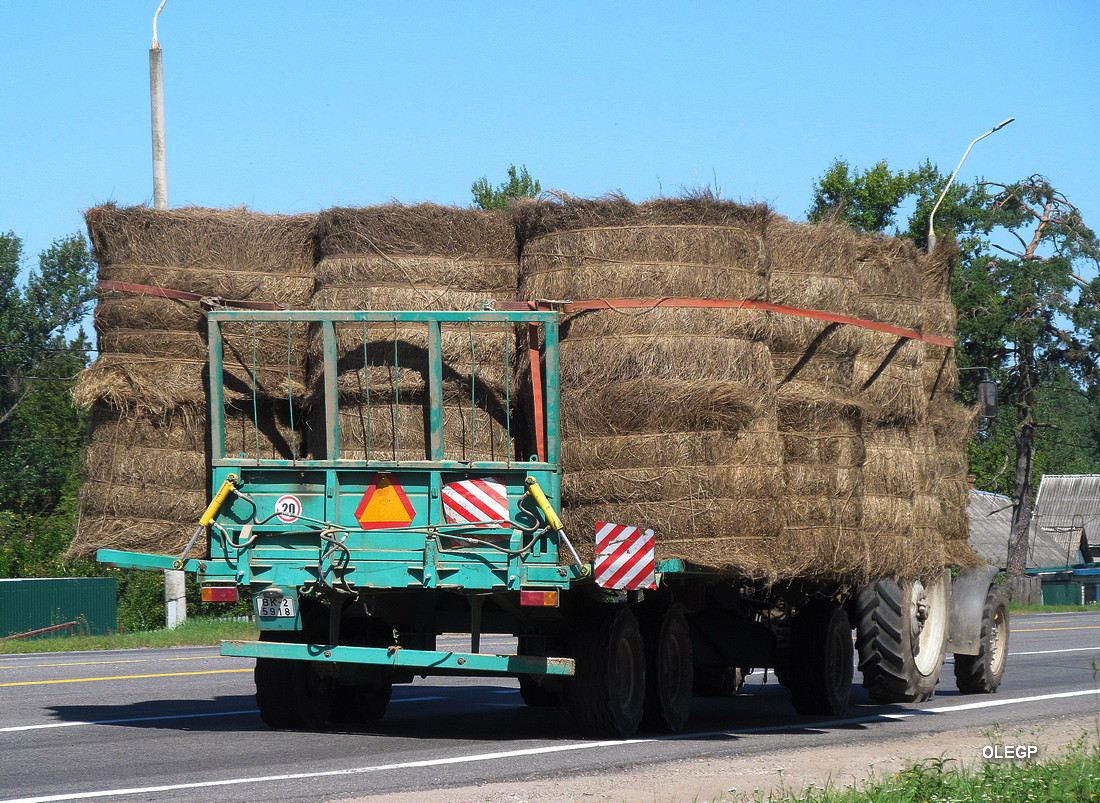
[
  {"left": 494, "top": 298, "right": 954, "bottom": 348},
  {"left": 97, "top": 280, "right": 285, "bottom": 311}
]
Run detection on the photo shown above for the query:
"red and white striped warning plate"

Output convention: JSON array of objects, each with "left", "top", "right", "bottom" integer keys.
[
  {"left": 594, "top": 522, "right": 657, "bottom": 590},
  {"left": 442, "top": 477, "right": 510, "bottom": 528}
]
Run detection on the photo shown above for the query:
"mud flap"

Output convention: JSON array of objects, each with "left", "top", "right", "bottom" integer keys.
[{"left": 948, "top": 565, "right": 999, "bottom": 656}]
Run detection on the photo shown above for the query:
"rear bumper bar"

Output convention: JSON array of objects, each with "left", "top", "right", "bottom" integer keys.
[{"left": 222, "top": 639, "right": 575, "bottom": 677}]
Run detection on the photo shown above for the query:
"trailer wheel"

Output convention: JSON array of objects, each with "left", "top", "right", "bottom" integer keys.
[
  {"left": 563, "top": 606, "right": 645, "bottom": 738},
  {"left": 693, "top": 666, "right": 745, "bottom": 697},
  {"left": 517, "top": 636, "right": 562, "bottom": 707},
  {"left": 788, "top": 604, "right": 853, "bottom": 715},
  {"left": 255, "top": 627, "right": 308, "bottom": 729},
  {"left": 856, "top": 572, "right": 950, "bottom": 703},
  {"left": 954, "top": 585, "right": 1009, "bottom": 694},
  {"left": 255, "top": 651, "right": 303, "bottom": 729},
  {"left": 518, "top": 675, "right": 561, "bottom": 707},
  {"left": 330, "top": 615, "right": 394, "bottom": 725},
  {"left": 641, "top": 605, "right": 693, "bottom": 732}
]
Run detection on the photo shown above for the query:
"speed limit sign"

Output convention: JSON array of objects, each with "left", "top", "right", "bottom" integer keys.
[{"left": 274, "top": 494, "right": 303, "bottom": 523}]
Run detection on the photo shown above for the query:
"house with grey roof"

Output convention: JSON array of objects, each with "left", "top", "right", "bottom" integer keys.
[
  {"left": 967, "top": 489, "right": 1074, "bottom": 570},
  {"left": 1029, "top": 474, "right": 1099, "bottom": 568}
]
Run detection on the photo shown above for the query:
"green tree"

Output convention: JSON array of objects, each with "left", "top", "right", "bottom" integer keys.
[
  {"left": 0, "top": 231, "right": 94, "bottom": 575},
  {"left": 807, "top": 159, "right": 918, "bottom": 232},
  {"left": 471, "top": 164, "right": 542, "bottom": 210},
  {"left": 953, "top": 178, "right": 1100, "bottom": 578},
  {"left": 809, "top": 164, "right": 1100, "bottom": 581}
]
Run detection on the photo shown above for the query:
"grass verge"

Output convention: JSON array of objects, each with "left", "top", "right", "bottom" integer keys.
[
  {"left": 0, "top": 617, "right": 258, "bottom": 654},
  {"left": 751, "top": 739, "right": 1099, "bottom": 802},
  {"left": 1009, "top": 602, "right": 1100, "bottom": 613}
]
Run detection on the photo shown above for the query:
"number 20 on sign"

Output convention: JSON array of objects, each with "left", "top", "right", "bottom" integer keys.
[{"left": 274, "top": 494, "right": 302, "bottom": 523}]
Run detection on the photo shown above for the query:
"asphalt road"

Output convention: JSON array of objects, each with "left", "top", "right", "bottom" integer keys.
[{"left": 2, "top": 610, "right": 1099, "bottom": 802}]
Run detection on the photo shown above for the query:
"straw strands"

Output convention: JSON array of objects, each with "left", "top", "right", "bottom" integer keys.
[
  {"left": 516, "top": 195, "right": 974, "bottom": 583},
  {"left": 308, "top": 204, "right": 520, "bottom": 462}
]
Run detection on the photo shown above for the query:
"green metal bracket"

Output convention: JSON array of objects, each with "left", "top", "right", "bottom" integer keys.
[{"left": 221, "top": 639, "right": 576, "bottom": 677}]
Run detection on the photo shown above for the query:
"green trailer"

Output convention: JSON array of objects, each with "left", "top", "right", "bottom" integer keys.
[{"left": 100, "top": 307, "right": 1008, "bottom": 737}]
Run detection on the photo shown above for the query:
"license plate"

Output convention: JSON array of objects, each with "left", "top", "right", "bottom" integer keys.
[{"left": 256, "top": 595, "right": 296, "bottom": 618}]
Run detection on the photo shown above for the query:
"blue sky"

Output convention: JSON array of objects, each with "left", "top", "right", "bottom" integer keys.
[{"left": 2, "top": 1, "right": 1097, "bottom": 269}]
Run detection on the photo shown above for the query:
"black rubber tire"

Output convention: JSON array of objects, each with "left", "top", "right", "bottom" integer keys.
[
  {"left": 562, "top": 606, "right": 646, "bottom": 738},
  {"left": 788, "top": 604, "right": 853, "bottom": 716},
  {"left": 855, "top": 573, "right": 950, "bottom": 703},
  {"left": 329, "top": 615, "right": 395, "bottom": 725},
  {"left": 640, "top": 605, "right": 693, "bottom": 732},
  {"left": 255, "top": 624, "right": 308, "bottom": 729},
  {"left": 954, "top": 585, "right": 1009, "bottom": 694},
  {"left": 518, "top": 675, "right": 561, "bottom": 707},
  {"left": 255, "top": 651, "right": 303, "bottom": 729},
  {"left": 332, "top": 678, "right": 392, "bottom": 724},
  {"left": 516, "top": 636, "right": 563, "bottom": 708},
  {"left": 693, "top": 666, "right": 745, "bottom": 697}
]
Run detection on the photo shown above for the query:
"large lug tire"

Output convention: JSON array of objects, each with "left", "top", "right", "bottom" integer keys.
[
  {"left": 788, "top": 603, "right": 854, "bottom": 716},
  {"left": 954, "top": 585, "right": 1010, "bottom": 694},
  {"left": 293, "top": 599, "right": 337, "bottom": 729},
  {"left": 641, "top": 605, "right": 693, "bottom": 732},
  {"left": 255, "top": 623, "right": 309, "bottom": 729},
  {"left": 856, "top": 572, "right": 950, "bottom": 703},
  {"left": 563, "top": 607, "right": 646, "bottom": 738}
]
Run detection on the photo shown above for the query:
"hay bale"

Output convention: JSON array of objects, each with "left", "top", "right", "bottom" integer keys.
[
  {"left": 85, "top": 204, "right": 317, "bottom": 274},
  {"left": 68, "top": 398, "right": 302, "bottom": 559},
  {"left": 308, "top": 204, "right": 520, "bottom": 462},
  {"left": 917, "top": 400, "right": 980, "bottom": 566},
  {"left": 560, "top": 418, "right": 785, "bottom": 572},
  {"left": 853, "top": 331, "right": 925, "bottom": 425},
  {"left": 517, "top": 195, "right": 786, "bottom": 574},
  {"left": 311, "top": 400, "right": 517, "bottom": 463},
  {"left": 72, "top": 353, "right": 305, "bottom": 413},
  {"left": 853, "top": 232, "right": 924, "bottom": 329},
  {"left": 768, "top": 219, "right": 858, "bottom": 313}
]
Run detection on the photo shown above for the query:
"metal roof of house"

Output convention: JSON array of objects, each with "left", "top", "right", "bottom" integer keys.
[
  {"left": 967, "top": 489, "right": 1072, "bottom": 569},
  {"left": 1030, "top": 474, "right": 1099, "bottom": 565}
]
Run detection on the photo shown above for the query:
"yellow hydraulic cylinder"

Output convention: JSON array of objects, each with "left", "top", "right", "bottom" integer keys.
[
  {"left": 524, "top": 477, "right": 587, "bottom": 572},
  {"left": 200, "top": 473, "right": 239, "bottom": 527},
  {"left": 175, "top": 474, "right": 238, "bottom": 569}
]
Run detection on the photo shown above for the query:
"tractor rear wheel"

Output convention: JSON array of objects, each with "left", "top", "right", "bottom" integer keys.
[{"left": 856, "top": 572, "right": 950, "bottom": 703}]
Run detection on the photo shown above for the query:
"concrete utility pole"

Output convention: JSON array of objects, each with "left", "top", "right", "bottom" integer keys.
[
  {"left": 150, "top": 0, "right": 169, "bottom": 210},
  {"left": 150, "top": 0, "right": 185, "bottom": 627}
]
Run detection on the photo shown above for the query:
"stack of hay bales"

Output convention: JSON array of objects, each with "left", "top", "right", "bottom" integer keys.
[
  {"left": 308, "top": 204, "right": 519, "bottom": 462},
  {"left": 515, "top": 195, "right": 976, "bottom": 582},
  {"left": 68, "top": 205, "right": 316, "bottom": 559},
  {"left": 917, "top": 239, "right": 980, "bottom": 568},
  {"left": 515, "top": 196, "right": 785, "bottom": 571},
  {"left": 768, "top": 220, "right": 864, "bottom": 578}
]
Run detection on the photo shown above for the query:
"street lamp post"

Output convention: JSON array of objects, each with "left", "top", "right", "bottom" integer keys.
[{"left": 927, "top": 118, "right": 1015, "bottom": 253}]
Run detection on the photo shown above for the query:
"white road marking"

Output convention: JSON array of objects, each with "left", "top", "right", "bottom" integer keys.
[
  {"left": 1011, "top": 646, "right": 1100, "bottom": 656},
  {"left": 4, "top": 688, "right": 1097, "bottom": 803},
  {"left": 0, "top": 697, "right": 446, "bottom": 733}
]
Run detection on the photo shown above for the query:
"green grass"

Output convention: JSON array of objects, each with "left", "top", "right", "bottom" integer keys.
[
  {"left": 1009, "top": 602, "right": 1100, "bottom": 613},
  {"left": 750, "top": 739, "right": 1100, "bottom": 802},
  {"left": 0, "top": 617, "right": 258, "bottom": 654}
]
